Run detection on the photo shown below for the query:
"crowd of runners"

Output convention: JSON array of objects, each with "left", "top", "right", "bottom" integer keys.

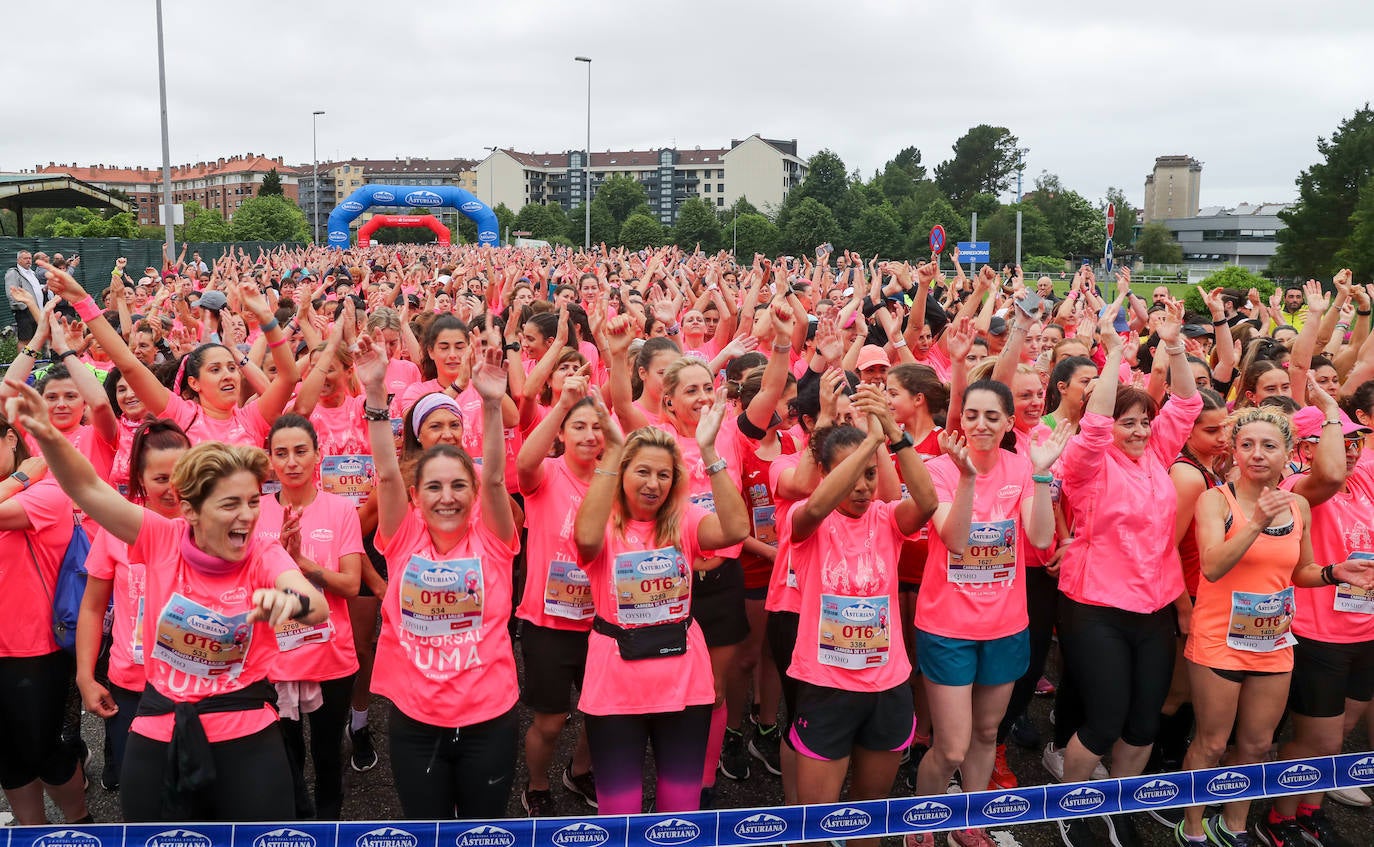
[{"left": 3, "top": 241, "right": 1374, "bottom": 847}]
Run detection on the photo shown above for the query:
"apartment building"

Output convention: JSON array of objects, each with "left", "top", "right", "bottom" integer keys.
[
  {"left": 34, "top": 154, "right": 298, "bottom": 225},
  {"left": 474, "top": 135, "right": 806, "bottom": 224}
]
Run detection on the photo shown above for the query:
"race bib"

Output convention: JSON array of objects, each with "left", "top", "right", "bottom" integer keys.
[
  {"left": 818, "top": 594, "right": 890, "bottom": 670},
  {"left": 400, "top": 555, "right": 484, "bottom": 637},
  {"left": 274, "top": 617, "right": 335, "bottom": 652},
  {"left": 753, "top": 505, "right": 777, "bottom": 546},
  {"left": 544, "top": 559, "right": 594, "bottom": 621},
  {"left": 948, "top": 519, "right": 1016, "bottom": 584},
  {"left": 1227, "top": 588, "right": 1297, "bottom": 653},
  {"left": 131, "top": 596, "right": 145, "bottom": 665},
  {"left": 1334, "top": 552, "right": 1374, "bottom": 614},
  {"left": 614, "top": 546, "right": 690, "bottom": 625},
  {"left": 320, "top": 454, "right": 375, "bottom": 506},
  {"left": 152, "top": 593, "right": 252, "bottom": 679}
]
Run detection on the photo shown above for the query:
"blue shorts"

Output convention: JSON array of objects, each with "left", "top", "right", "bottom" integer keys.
[{"left": 916, "top": 628, "right": 1029, "bottom": 687}]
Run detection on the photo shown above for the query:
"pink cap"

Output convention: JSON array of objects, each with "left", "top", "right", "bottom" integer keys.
[
  {"left": 856, "top": 345, "right": 891, "bottom": 372},
  {"left": 1293, "top": 406, "right": 1370, "bottom": 440}
]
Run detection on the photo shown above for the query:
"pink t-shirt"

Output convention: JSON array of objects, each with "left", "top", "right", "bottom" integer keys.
[
  {"left": 130, "top": 512, "right": 295, "bottom": 744},
  {"left": 913, "top": 343, "right": 953, "bottom": 383},
  {"left": 577, "top": 507, "right": 716, "bottom": 715},
  {"left": 0, "top": 480, "right": 75, "bottom": 657},
  {"left": 85, "top": 528, "right": 148, "bottom": 691},
  {"left": 917, "top": 452, "right": 1035, "bottom": 640},
  {"left": 1281, "top": 463, "right": 1374, "bottom": 643},
  {"left": 788, "top": 499, "right": 916, "bottom": 692},
  {"left": 385, "top": 358, "right": 423, "bottom": 414},
  {"left": 516, "top": 456, "right": 594, "bottom": 631},
  {"left": 654, "top": 419, "right": 744, "bottom": 559},
  {"left": 255, "top": 493, "right": 363, "bottom": 682},
  {"left": 99, "top": 415, "right": 144, "bottom": 498},
  {"left": 163, "top": 392, "right": 270, "bottom": 447},
  {"left": 308, "top": 395, "right": 376, "bottom": 506},
  {"left": 397, "top": 379, "right": 445, "bottom": 413},
  {"left": 764, "top": 451, "right": 805, "bottom": 615},
  {"left": 398, "top": 382, "right": 523, "bottom": 492},
  {"left": 373, "top": 507, "right": 520, "bottom": 727}
]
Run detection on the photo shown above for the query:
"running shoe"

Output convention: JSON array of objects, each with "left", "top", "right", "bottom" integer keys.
[
  {"left": 903, "top": 833, "right": 938, "bottom": 847},
  {"left": 1010, "top": 712, "right": 1040, "bottom": 749},
  {"left": 1295, "top": 808, "right": 1353, "bottom": 847},
  {"left": 521, "top": 787, "right": 553, "bottom": 817},
  {"left": 1325, "top": 786, "right": 1371, "bottom": 808},
  {"left": 348, "top": 724, "right": 378, "bottom": 772},
  {"left": 947, "top": 828, "right": 995, "bottom": 846},
  {"left": 1058, "top": 817, "right": 1108, "bottom": 847},
  {"left": 1147, "top": 805, "right": 1186, "bottom": 829},
  {"left": 1105, "top": 813, "right": 1145, "bottom": 847},
  {"left": 718, "top": 726, "right": 751, "bottom": 781},
  {"left": 988, "top": 743, "right": 1018, "bottom": 790},
  {"left": 1035, "top": 676, "right": 1057, "bottom": 696},
  {"left": 562, "top": 765, "right": 597, "bottom": 809},
  {"left": 946, "top": 770, "right": 962, "bottom": 794},
  {"left": 747, "top": 722, "right": 782, "bottom": 776},
  {"left": 1201, "top": 814, "right": 1255, "bottom": 847},
  {"left": 1255, "top": 814, "right": 1306, "bottom": 847},
  {"left": 1042, "top": 743, "right": 1066, "bottom": 782}
]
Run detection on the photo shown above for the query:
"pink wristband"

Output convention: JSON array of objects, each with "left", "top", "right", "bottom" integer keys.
[
  {"left": 74, "top": 297, "right": 102, "bottom": 322},
  {"left": 268, "top": 336, "right": 289, "bottom": 349}
]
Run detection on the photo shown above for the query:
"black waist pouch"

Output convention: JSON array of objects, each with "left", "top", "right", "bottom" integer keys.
[{"left": 592, "top": 616, "right": 688, "bottom": 660}]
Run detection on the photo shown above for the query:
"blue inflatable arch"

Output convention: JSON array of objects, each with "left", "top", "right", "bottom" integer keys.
[{"left": 327, "top": 184, "right": 500, "bottom": 247}]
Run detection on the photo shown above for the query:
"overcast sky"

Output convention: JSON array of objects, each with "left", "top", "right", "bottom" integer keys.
[{"left": 5, "top": 0, "right": 1371, "bottom": 210}]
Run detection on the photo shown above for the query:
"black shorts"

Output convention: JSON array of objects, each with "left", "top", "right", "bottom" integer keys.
[
  {"left": 359, "top": 529, "right": 390, "bottom": 598},
  {"left": 766, "top": 610, "right": 801, "bottom": 733},
  {"left": 1289, "top": 635, "right": 1374, "bottom": 718},
  {"left": 519, "top": 622, "right": 590, "bottom": 714},
  {"left": 789, "top": 681, "right": 915, "bottom": 761},
  {"left": 1208, "top": 666, "right": 1287, "bottom": 684},
  {"left": 0, "top": 651, "right": 80, "bottom": 790},
  {"left": 691, "top": 558, "right": 748, "bottom": 648}
]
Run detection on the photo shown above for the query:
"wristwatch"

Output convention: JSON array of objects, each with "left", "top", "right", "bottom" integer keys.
[
  {"left": 504, "top": 341, "right": 521, "bottom": 353},
  {"left": 10, "top": 471, "right": 30, "bottom": 490},
  {"left": 887, "top": 431, "right": 915, "bottom": 455}
]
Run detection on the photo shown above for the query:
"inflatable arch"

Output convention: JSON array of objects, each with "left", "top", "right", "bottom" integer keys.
[
  {"left": 356, "top": 214, "right": 451, "bottom": 248},
  {"left": 327, "top": 184, "right": 499, "bottom": 248}
]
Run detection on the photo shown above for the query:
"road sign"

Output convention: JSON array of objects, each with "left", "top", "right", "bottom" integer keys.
[
  {"left": 1106, "top": 203, "right": 1116, "bottom": 238},
  {"left": 929, "top": 225, "right": 946, "bottom": 254},
  {"left": 956, "top": 241, "right": 990, "bottom": 263},
  {"left": 1105, "top": 237, "right": 1114, "bottom": 273}
]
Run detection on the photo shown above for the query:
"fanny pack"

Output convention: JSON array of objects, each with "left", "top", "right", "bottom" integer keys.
[{"left": 593, "top": 616, "right": 688, "bottom": 661}]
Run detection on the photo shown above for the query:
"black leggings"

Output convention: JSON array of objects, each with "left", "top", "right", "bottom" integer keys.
[
  {"left": 280, "top": 674, "right": 355, "bottom": 819},
  {"left": 121, "top": 724, "right": 295, "bottom": 821},
  {"left": 388, "top": 704, "right": 517, "bottom": 820},
  {"left": 104, "top": 683, "right": 143, "bottom": 783},
  {"left": 0, "top": 651, "right": 80, "bottom": 790},
  {"left": 1058, "top": 597, "right": 1176, "bottom": 756},
  {"left": 584, "top": 705, "right": 712, "bottom": 815},
  {"left": 998, "top": 566, "right": 1059, "bottom": 744}
]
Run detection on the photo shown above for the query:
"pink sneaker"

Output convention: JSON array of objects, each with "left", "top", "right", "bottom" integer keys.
[
  {"left": 1035, "top": 676, "right": 1056, "bottom": 696},
  {"left": 946, "top": 828, "right": 995, "bottom": 846},
  {"left": 903, "top": 832, "right": 938, "bottom": 847}
]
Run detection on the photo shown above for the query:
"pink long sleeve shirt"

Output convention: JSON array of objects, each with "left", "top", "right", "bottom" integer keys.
[{"left": 1057, "top": 391, "right": 1203, "bottom": 614}]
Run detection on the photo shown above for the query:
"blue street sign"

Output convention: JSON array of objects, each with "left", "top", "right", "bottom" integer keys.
[
  {"left": 956, "top": 241, "right": 990, "bottom": 263},
  {"left": 1104, "top": 238, "right": 1114, "bottom": 273}
]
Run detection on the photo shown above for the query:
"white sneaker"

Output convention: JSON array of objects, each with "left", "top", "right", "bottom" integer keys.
[
  {"left": 1327, "top": 785, "right": 1372, "bottom": 807},
  {"left": 1042, "top": 743, "right": 1065, "bottom": 782},
  {"left": 1040, "top": 743, "right": 1109, "bottom": 782}
]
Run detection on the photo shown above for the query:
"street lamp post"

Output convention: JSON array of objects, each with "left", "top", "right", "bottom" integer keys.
[
  {"left": 574, "top": 56, "right": 592, "bottom": 250},
  {"left": 483, "top": 145, "right": 499, "bottom": 209},
  {"left": 312, "top": 110, "right": 325, "bottom": 244},
  {"left": 154, "top": 0, "right": 175, "bottom": 259}
]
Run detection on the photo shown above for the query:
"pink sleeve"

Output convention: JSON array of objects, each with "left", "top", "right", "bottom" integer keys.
[
  {"left": 85, "top": 529, "right": 118, "bottom": 580},
  {"left": 1148, "top": 392, "right": 1204, "bottom": 466},
  {"left": 256, "top": 543, "right": 298, "bottom": 586},
  {"left": 161, "top": 392, "right": 199, "bottom": 429},
  {"left": 682, "top": 505, "right": 708, "bottom": 564},
  {"left": 129, "top": 510, "right": 175, "bottom": 566},
  {"left": 1060, "top": 413, "right": 1113, "bottom": 490}
]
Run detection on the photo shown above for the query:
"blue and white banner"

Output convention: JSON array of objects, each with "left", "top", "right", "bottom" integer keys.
[{"left": 9, "top": 754, "right": 1373, "bottom": 847}]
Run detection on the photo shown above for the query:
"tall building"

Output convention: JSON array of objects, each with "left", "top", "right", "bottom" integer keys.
[
  {"left": 1163, "top": 203, "right": 1290, "bottom": 272},
  {"left": 34, "top": 154, "right": 298, "bottom": 225},
  {"left": 473, "top": 135, "right": 806, "bottom": 225},
  {"left": 1142, "top": 155, "right": 1202, "bottom": 223},
  {"left": 295, "top": 157, "right": 478, "bottom": 238}
]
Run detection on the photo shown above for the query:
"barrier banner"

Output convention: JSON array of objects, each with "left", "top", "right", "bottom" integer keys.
[{"left": 8, "top": 754, "right": 1374, "bottom": 847}]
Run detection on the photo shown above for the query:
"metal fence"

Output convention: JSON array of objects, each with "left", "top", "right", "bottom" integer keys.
[{"left": 0, "top": 237, "right": 304, "bottom": 328}]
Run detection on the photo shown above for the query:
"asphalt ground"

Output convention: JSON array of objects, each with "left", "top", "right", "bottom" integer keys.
[{"left": 6, "top": 633, "right": 1374, "bottom": 847}]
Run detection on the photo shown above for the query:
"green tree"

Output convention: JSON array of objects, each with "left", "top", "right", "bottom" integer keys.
[
  {"left": 1026, "top": 173, "right": 1104, "bottom": 257},
  {"left": 178, "top": 201, "right": 233, "bottom": 242},
  {"left": 720, "top": 196, "right": 761, "bottom": 223},
  {"left": 1103, "top": 187, "right": 1138, "bottom": 249},
  {"left": 618, "top": 212, "right": 666, "bottom": 250},
  {"left": 847, "top": 204, "right": 905, "bottom": 259},
  {"left": 565, "top": 202, "right": 616, "bottom": 246},
  {"left": 908, "top": 196, "right": 968, "bottom": 259},
  {"left": 980, "top": 203, "right": 1056, "bottom": 265},
  {"left": 729, "top": 213, "right": 779, "bottom": 259},
  {"left": 891, "top": 146, "right": 926, "bottom": 180},
  {"left": 1188, "top": 265, "right": 1274, "bottom": 313},
  {"left": 934, "top": 125, "right": 1022, "bottom": 207},
  {"left": 778, "top": 197, "right": 841, "bottom": 258},
  {"left": 1136, "top": 222, "right": 1185, "bottom": 264},
  {"left": 514, "top": 203, "right": 572, "bottom": 241},
  {"left": 1336, "top": 178, "right": 1374, "bottom": 281},
  {"left": 792, "top": 149, "right": 850, "bottom": 211},
  {"left": 673, "top": 198, "right": 724, "bottom": 252},
  {"left": 51, "top": 209, "right": 139, "bottom": 238},
  {"left": 964, "top": 192, "right": 1001, "bottom": 219},
  {"left": 493, "top": 203, "right": 517, "bottom": 242},
  {"left": 230, "top": 194, "right": 309, "bottom": 242},
  {"left": 595, "top": 175, "right": 649, "bottom": 226},
  {"left": 258, "top": 168, "right": 283, "bottom": 196},
  {"left": 1273, "top": 106, "right": 1374, "bottom": 279}
]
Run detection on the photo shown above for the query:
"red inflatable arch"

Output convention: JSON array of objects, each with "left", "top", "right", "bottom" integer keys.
[{"left": 355, "top": 214, "right": 451, "bottom": 247}]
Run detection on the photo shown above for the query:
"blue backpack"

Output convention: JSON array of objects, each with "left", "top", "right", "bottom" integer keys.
[{"left": 26, "top": 512, "right": 93, "bottom": 654}]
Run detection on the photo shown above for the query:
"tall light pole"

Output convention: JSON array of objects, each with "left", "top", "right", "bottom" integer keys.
[
  {"left": 312, "top": 110, "right": 325, "bottom": 244},
  {"left": 154, "top": 0, "right": 175, "bottom": 259},
  {"left": 574, "top": 56, "right": 592, "bottom": 249},
  {"left": 483, "top": 145, "right": 498, "bottom": 208}
]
